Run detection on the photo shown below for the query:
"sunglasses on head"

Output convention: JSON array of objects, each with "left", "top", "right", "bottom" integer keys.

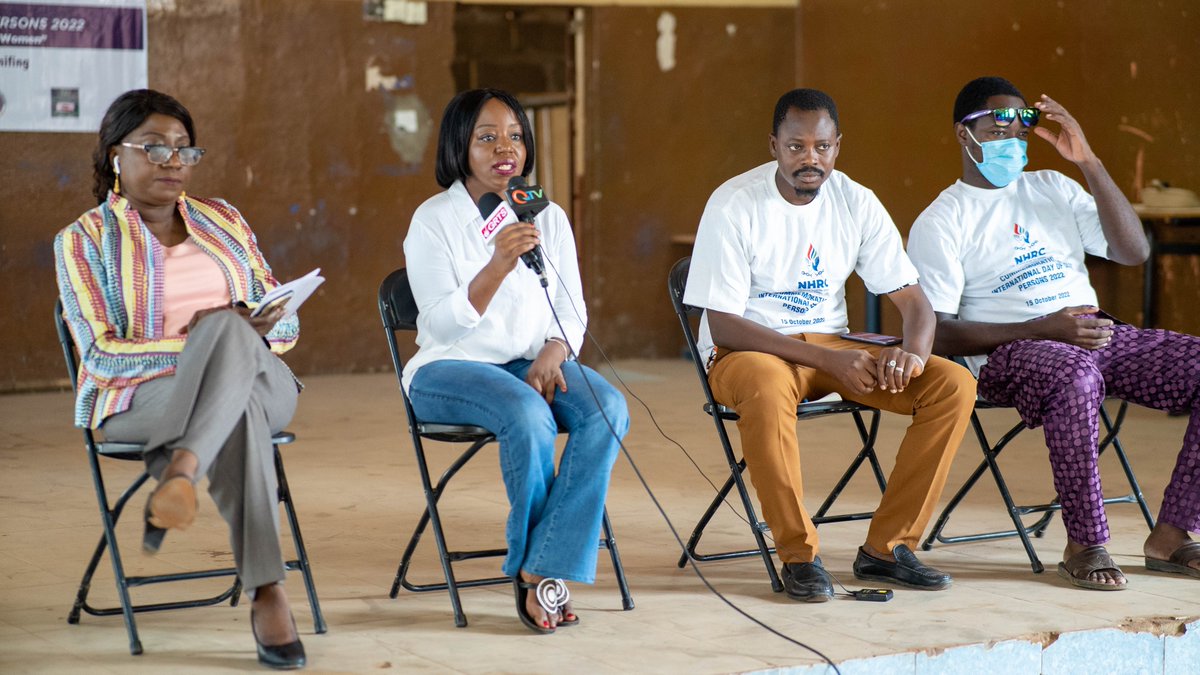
[{"left": 959, "top": 107, "right": 1040, "bottom": 128}]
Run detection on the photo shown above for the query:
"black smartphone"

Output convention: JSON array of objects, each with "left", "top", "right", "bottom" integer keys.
[
  {"left": 840, "top": 331, "right": 902, "bottom": 346},
  {"left": 1095, "top": 309, "right": 1129, "bottom": 326}
]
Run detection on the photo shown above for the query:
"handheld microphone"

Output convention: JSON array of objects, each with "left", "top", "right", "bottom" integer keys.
[
  {"left": 505, "top": 176, "right": 550, "bottom": 287},
  {"left": 477, "top": 190, "right": 548, "bottom": 287}
]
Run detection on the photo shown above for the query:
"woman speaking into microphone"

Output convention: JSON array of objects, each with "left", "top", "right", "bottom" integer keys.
[{"left": 402, "top": 88, "right": 629, "bottom": 634}]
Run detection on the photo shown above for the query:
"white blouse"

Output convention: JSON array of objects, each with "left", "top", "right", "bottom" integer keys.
[{"left": 401, "top": 180, "right": 587, "bottom": 391}]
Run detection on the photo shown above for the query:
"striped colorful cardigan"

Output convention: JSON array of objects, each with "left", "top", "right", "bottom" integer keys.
[{"left": 54, "top": 191, "right": 299, "bottom": 429}]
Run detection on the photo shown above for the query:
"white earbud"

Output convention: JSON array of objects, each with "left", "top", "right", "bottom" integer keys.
[{"left": 113, "top": 155, "right": 121, "bottom": 174}]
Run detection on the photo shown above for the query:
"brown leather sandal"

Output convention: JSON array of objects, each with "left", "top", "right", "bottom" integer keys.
[
  {"left": 1057, "top": 545, "right": 1127, "bottom": 591},
  {"left": 1145, "top": 541, "right": 1200, "bottom": 579}
]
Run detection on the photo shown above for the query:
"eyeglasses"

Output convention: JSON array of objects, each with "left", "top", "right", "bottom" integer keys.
[
  {"left": 119, "top": 142, "right": 206, "bottom": 166},
  {"left": 959, "top": 107, "right": 1040, "bottom": 128}
]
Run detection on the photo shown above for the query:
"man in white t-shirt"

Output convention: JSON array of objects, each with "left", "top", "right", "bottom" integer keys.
[
  {"left": 908, "top": 76, "right": 1200, "bottom": 591},
  {"left": 684, "top": 88, "right": 976, "bottom": 601}
]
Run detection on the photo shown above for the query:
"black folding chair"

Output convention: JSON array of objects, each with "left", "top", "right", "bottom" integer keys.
[
  {"left": 667, "top": 257, "right": 886, "bottom": 592},
  {"left": 378, "top": 267, "right": 634, "bottom": 627},
  {"left": 55, "top": 300, "right": 326, "bottom": 656},
  {"left": 921, "top": 378, "right": 1155, "bottom": 573}
]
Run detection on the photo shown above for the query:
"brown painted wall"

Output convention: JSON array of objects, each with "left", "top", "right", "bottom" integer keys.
[
  {"left": 4, "top": 1, "right": 1198, "bottom": 391},
  {"left": 2, "top": 0, "right": 457, "bottom": 389},
  {"left": 798, "top": 0, "right": 1200, "bottom": 335},
  {"left": 580, "top": 6, "right": 798, "bottom": 357}
]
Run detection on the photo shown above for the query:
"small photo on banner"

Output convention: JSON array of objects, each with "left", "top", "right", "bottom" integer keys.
[{"left": 0, "top": 0, "right": 147, "bottom": 133}]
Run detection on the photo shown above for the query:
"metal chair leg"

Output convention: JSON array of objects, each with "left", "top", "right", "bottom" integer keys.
[
  {"left": 922, "top": 412, "right": 1044, "bottom": 571},
  {"left": 813, "top": 409, "right": 884, "bottom": 524},
  {"left": 860, "top": 410, "right": 888, "bottom": 491},
  {"left": 406, "top": 439, "right": 494, "bottom": 627},
  {"left": 69, "top": 470, "right": 150, "bottom": 626},
  {"left": 275, "top": 447, "right": 327, "bottom": 634},
  {"left": 675, "top": 452, "right": 782, "bottom": 592},
  {"left": 390, "top": 505, "right": 433, "bottom": 598},
  {"left": 977, "top": 420, "right": 1045, "bottom": 573},
  {"left": 1102, "top": 403, "right": 1156, "bottom": 530},
  {"left": 83, "top": 450, "right": 144, "bottom": 655},
  {"left": 601, "top": 510, "right": 635, "bottom": 610},
  {"left": 726, "top": 460, "right": 782, "bottom": 592},
  {"left": 924, "top": 401, "right": 1157, "bottom": 572},
  {"left": 676, "top": 467, "right": 742, "bottom": 568},
  {"left": 392, "top": 436, "right": 632, "bottom": 623},
  {"left": 922, "top": 453, "right": 991, "bottom": 551}
]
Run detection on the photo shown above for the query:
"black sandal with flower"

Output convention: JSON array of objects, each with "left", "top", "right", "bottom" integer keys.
[{"left": 513, "top": 576, "right": 569, "bottom": 634}]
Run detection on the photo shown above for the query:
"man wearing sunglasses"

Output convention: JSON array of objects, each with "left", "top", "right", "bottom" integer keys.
[
  {"left": 908, "top": 76, "right": 1200, "bottom": 590},
  {"left": 684, "top": 88, "right": 976, "bottom": 601}
]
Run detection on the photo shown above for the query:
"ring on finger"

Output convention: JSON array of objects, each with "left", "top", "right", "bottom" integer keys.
[{"left": 887, "top": 359, "right": 898, "bottom": 369}]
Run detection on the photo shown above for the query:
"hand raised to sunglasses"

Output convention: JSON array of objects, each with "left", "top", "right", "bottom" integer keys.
[{"left": 1033, "top": 95, "right": 1098, "bottom": 166}]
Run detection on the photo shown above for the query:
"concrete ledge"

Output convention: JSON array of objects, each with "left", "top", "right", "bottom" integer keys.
[{"left": 759, "top": 617, "right": 1199, "bottom": 675}]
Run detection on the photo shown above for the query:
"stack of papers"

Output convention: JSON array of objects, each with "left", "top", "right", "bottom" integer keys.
[{"left": 251, "top": 268, "right": 325, "bottom": 318}]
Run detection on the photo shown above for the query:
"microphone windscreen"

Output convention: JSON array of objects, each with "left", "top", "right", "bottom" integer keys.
[
  {"left": 477, "top": 192, "right": 516, "bottom": 244},
  {"left": 477, "top": 192, "right": 504, "bottom": 217}
]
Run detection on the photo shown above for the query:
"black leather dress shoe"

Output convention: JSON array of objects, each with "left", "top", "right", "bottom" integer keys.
[
  {"left": 853, "top": 544, "right": 952, "bottom": 590},
  {"left": 781, "top": 557, "right": 834, "bottom": 602},
  {"left": 252, "top": 610, "right": 306, "bottom": 670}
]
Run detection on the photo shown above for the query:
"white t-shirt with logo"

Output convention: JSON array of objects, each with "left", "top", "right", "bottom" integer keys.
[
  {"left": 907, "top": 170, "right": 1109, "bottom": 374},
  {"left": 684, "top": 162, "right": 919, "bottom": 363}
]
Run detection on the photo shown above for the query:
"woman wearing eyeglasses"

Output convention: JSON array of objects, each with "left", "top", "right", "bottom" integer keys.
[{"left": 53, "top": 89, "right": 307, "bottom": 669}]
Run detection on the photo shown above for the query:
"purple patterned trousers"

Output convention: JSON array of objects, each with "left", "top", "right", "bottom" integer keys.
[{"left": 977, "top": 323, "right": 1200, "bottom": 546}]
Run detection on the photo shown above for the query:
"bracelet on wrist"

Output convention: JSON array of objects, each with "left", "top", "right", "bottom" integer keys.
[{"left": 546, "top": 338, "right": 570, "bottom": 360}]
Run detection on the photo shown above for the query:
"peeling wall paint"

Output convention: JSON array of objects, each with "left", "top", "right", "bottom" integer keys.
[
  {"left": 366, "top": 61, "right": 410, "bottom": 92},
  {"left": 382, "top": 91, "right": 432, "bottom": 164},
  {"left": 656, "top": 12, "right": 676, "bottom": 72}
]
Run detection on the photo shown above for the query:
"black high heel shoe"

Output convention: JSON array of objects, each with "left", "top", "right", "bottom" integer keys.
[{"left": 251, "top": 609, "right": 306, "bottom": 670}]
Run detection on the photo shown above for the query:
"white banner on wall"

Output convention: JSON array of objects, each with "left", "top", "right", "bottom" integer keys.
[{"left": 0, "top": 0, "right": 147, "bottom": 133}]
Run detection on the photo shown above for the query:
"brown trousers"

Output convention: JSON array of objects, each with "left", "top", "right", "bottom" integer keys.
[{"left": 708, "top": 333, "right": 975, "bottom": 563}]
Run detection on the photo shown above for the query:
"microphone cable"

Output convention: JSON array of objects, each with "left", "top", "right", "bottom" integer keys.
[
  {"left": 536, "top": 252, "right": 845, "bottom": 675},
  {"left": 540, "top": 254, "right": 878, "bottom": 602}
]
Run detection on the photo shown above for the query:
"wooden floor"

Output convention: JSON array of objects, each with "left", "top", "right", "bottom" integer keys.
[{"left": 1, "top": 359, "right": 1197, "bottom": 673}]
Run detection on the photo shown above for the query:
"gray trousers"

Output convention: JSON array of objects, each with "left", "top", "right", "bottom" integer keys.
[{"left": 102, "top": 310, "right": 299, "bottom": 590}]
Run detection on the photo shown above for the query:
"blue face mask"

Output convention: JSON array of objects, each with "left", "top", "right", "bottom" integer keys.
[{"left": 965, "top": 128, "right": 1027, "bottom": 187}]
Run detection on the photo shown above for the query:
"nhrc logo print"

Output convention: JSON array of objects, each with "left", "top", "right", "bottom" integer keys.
[
  {"left": 805, "top": 243, "right": 821, "bottom": 274},
  {"left": 1013, "top": 223, "right": 1037, "bottom": 248}
]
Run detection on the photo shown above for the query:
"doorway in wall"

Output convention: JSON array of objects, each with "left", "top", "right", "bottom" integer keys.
[{"left": 452, "top": 4, "right": 581, "bottom": 226}]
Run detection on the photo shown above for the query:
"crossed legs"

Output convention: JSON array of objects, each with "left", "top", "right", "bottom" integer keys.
[{"left": 102, "top": 311, "right": 300, "bottom": 644}]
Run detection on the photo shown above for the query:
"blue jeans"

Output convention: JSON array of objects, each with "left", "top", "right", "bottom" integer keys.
[{"left": 408, "top": 358, "right": 628, "bottom": 583}]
